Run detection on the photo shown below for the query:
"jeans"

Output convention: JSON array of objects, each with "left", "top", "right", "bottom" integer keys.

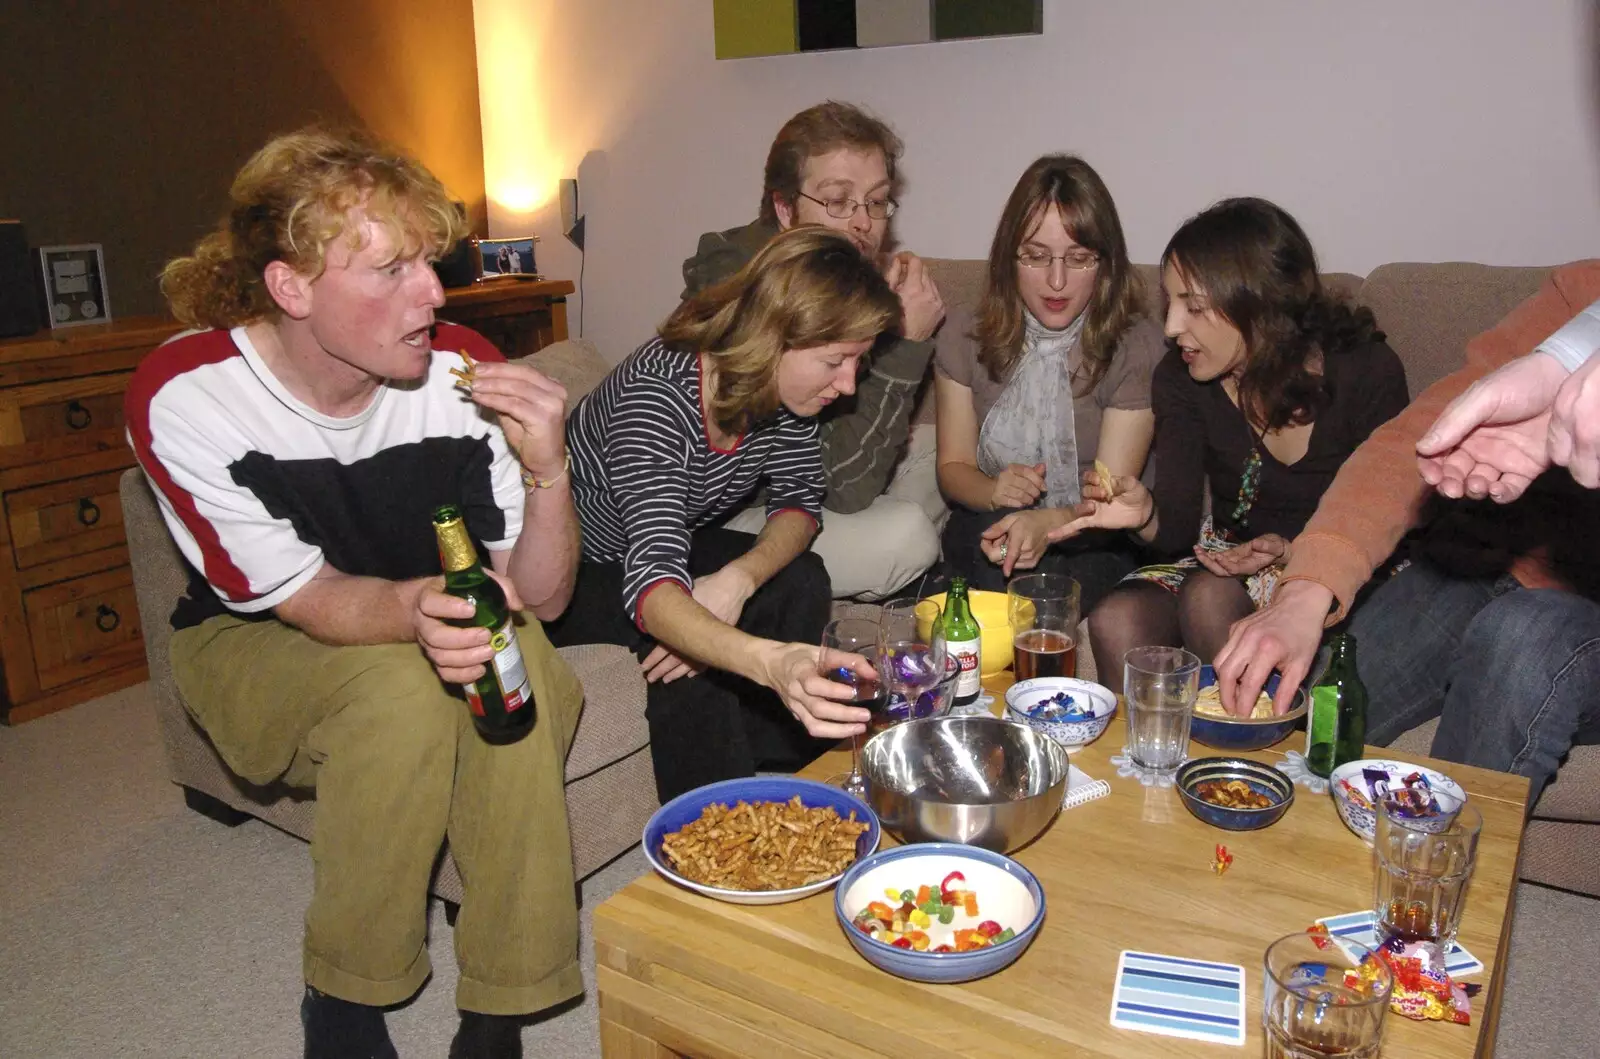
[{"left": 1349, "top": 559, "right": 1600, "bottom": 800}]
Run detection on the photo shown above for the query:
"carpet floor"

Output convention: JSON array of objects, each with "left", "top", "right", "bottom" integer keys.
[{"left": 1, "top": 683, "right": 1596, "bottom": 1057}]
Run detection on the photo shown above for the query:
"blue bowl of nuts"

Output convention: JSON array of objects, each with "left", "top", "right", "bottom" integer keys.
[
  {"left": 1175, "top": 757, "right": 1295, "bottom": 831},
  {"left": 1003, "top": 677, "right": 1117, "bottom": 749}
]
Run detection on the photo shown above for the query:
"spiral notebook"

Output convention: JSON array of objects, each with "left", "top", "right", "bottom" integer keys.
[{"left": 1064, "top": 763, "right": 1111, "bottom": 809}]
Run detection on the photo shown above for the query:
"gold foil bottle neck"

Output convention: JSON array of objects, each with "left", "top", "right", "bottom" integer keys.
[{"left": 434, "top": 516, "right": 479, "bottom": 573}]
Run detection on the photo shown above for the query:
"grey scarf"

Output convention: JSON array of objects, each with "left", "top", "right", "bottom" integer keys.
[{"left": 976, "top": 310, "right": 1084, "bottom": 508}]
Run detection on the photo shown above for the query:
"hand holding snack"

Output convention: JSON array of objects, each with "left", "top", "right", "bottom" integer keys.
[
  {"left": 1046, "top": 473, "right": 1152, "bottom": 543},
  {"left": 451, "top": 348, "right": 569, "bottom": 481},
  {"left": 1193, "top": 533, "right": 1291, "bottom": 578}
]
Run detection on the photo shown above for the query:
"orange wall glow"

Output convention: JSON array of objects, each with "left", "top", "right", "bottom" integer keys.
[{"left": 473, "top": 0, "right": 560, "bottom": 227}]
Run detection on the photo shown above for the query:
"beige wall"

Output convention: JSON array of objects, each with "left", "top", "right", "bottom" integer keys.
[
  {"left": 498, "top": 0, "right": 1600, "bottom": 363},
  {"left": 1, "top": 1, "right": 485, "bottom": 320}
]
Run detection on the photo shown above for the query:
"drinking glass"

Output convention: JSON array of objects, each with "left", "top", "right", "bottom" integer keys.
[
  {"left": 1007, "top": 574, "right": 1080, "bottom": 681},
  {"left": 819, "top": 617, "right": 884, "bottom": 798},
  {"left": 1123, "top": 646, "right": 1200, "bottom": 771},
  {"left": 1374, "top": 789, "right": 1482, "bottom": 949},
  {"left": 877, "top": 597, "right": 947, "bottom": 732},
  {"left": 1263, "top": 933, "right": 1394, "bottom": 1058}
]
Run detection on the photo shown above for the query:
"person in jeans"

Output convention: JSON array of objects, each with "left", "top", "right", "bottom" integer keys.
[
  {"left": 547, "top": 227, "right": 901, "bottom": 801},
  {"left": 933, "top": 154, "right": 1164, "bottom": 607},
  {"left": 1214, "top": 262, "right": 1600, "bottom": 800},
  {"left": 682, "top": 100, "right": 945, "bottom": 599},
  {"left": 128, "top": 128, "right": 584, "bottom": 1058}
]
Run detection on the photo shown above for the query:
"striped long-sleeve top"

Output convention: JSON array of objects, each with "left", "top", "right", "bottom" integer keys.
[{"left": 566, "top": 338, "right": 825, "bottom": 626}]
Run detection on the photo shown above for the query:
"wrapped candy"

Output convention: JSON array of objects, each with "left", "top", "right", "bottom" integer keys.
[{"left": 1376, "top": 934, "right": 1475, "bottom": 1025}]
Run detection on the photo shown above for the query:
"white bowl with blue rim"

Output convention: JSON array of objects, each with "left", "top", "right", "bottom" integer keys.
[
  {"left": 643, "top": 777, "right": 880, "bottom": 905},
  {"left": 1328, "top": 758, "right": 1465, "bottom": 844},
  {"left": 1004, "top": 677, "right": 1117, "bottom": 749},
  {"left": 834, "top": 842, "right": 1045, "bottom": 983}
]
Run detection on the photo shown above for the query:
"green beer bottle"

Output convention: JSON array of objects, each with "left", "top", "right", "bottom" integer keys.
[
  {"left": 1305, "top": 633, "right": 1367, "bottom": 778},
  {"left": 941, "top": 577, "right": 983, "bottom": 709},
  {"left": 432, "top": 504, "right": 536, "bottom": 744}
]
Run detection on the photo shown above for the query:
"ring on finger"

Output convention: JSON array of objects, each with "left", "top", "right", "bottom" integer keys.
[{"left": 998, "top": 540, "right": 1009, "bottom": 561}]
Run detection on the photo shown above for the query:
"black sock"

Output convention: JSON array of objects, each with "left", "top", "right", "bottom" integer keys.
[
  {"left": 449, "top": 1010, "right": 524, "bottom": 1059},
  {"left": 300, "top": 986, "right": 397, "bottom": 1059}
]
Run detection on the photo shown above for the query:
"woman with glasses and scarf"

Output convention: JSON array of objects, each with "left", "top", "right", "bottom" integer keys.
[
  {"left": 1057, "top": 198, "right": 1409, "bottom": 679},
  {"left": 934, "top": 154, "right": 1164, "bottom": 609}
]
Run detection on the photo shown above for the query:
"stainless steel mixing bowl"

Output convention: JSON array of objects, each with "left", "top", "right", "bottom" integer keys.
[{"left": 859, "top": 715, "right": 1068, "bottom": 853}]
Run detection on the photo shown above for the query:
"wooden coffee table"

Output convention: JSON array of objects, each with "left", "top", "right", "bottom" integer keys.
[{"left": 595, "top": 689, "right": 1530, "bottom": 1058}]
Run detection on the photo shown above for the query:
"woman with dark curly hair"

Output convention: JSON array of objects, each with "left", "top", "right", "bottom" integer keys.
[{"left": 1057, "top": 198, "right": 1410, "bottom": 675}]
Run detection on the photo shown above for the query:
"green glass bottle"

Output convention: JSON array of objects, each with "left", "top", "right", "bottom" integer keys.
[
  {"left": 941, "top": 577, "right": 983, "bottom": 708},
  {"left": 1305, "top": 633, "right": 1367, "bottom": 778},
  {"left": 433, "top": 504, "right": 536, "bottom": 744}
]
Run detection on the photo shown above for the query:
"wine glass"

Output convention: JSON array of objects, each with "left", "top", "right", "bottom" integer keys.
[
  {"left": 877, "top": 597, "right": 948, "bottom": 728},
  {"left": 820, "top": 617, "right": 883, "bottom": 798}
]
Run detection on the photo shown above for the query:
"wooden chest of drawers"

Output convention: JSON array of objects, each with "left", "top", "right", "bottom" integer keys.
[{"left": 0, "top": 317, "right": 181, "bottom": 723}]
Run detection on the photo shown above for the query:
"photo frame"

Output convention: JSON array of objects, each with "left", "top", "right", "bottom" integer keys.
[
  {"left": 474, "top": 236, "right": 540, "bottom": 281},
  {"left": 39, "top": 244, "right": 111, "bottom": 328}
]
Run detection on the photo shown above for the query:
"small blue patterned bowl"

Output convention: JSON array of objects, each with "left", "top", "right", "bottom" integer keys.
[
  {"left": 1175, "top": 757, "right": 1295, "bottom": 831},
  {"left": 1328, "top": 758, "right": 1465, "bottom": 845},
  {"left": 1004, "top": 677, "right": 1117, "bottom": 749},
  {"left": 834, "top": 843, "right": 1045, "bottom": 983},
  {"left": 1189, "top": 665, "right": 1308, "bottom": 752}
]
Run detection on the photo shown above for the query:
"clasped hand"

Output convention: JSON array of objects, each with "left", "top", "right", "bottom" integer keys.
[
  {"left": 884, "top": 251, "right": 945, "bottom": 343},
  {"left": 411, "top": 570, "right": 524, "bottom": 684},
  {"left": 639, "top": 566, "right": 755, "bottom": 684}
]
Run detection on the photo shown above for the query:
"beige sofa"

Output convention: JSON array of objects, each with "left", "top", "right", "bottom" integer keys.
[
  {"left": 921, "top": 257, "right": 1599, "bottom": 897},
  {"left": 120, "top": 338, "right": 659, "bottom": 902}
]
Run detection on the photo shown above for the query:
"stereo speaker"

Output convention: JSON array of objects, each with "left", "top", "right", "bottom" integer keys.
[{"left": 0, "top": 220, "right": 40, "bottom": 338}]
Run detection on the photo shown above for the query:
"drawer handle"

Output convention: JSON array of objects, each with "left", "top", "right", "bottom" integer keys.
[
  {"left": 77, "top": 498, "right": 101, "bottom": 526},
  {"left": 95, "top": 605, "right": 120, "bottom": 633},
  {"left": 65, "top": 400, "right": 93, "bottom": 430}
]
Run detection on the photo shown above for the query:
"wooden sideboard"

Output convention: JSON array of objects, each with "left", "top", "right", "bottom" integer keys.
[{"left": 0, "top": 277, "right": 575, "bottom": 724}]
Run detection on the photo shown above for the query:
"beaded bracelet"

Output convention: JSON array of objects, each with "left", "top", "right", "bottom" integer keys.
[{"left": 520, "top": 451, "right": 572, "bottom": 492}]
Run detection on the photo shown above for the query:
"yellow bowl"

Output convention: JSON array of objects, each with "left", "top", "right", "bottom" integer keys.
[{"left": 917, "top": 589, "right": 1013, "bottom": 676}]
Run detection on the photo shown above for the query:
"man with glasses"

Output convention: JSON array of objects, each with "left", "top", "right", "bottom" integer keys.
[{"left": 682, "top": 100, "right": 945, "bottom": 601}]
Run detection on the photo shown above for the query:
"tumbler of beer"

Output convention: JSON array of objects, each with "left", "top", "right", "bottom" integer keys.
[{"left": 1007, "top": 574, "right": 1080, "bottom": 681}]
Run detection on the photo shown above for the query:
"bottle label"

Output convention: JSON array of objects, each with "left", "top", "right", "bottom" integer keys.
[
  {"left": 949, "top": 636, "right": 981, "bottom": 698},
  {"left": 488, "top": 620, "right": 533, "bottom": 713},
  {"left": 1306, "top": 685, "right": 1338, "bottom": 755}
]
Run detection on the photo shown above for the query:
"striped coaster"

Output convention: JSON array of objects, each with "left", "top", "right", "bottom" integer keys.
[
  {"left": 1316, "top": 910, "right": 1484, "bottom": 977},
  {"left": 1110, "top": 950, "right": 1246, "bottom": 1046}
]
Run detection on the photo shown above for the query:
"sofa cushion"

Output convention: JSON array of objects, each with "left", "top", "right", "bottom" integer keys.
[
  {"left": 522, "top": 338, "right": 610, "bottom": 401},
  {"left": 1356, "top": 263, "right": 1551, "bottom": 396}
]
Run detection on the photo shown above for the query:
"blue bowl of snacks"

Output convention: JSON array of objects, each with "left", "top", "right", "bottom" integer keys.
[
  {"left": 1328, "top": 758, "right": 1465, "bottom": 845},
  {"left": 644, "top": 777, "right": 879, "bottom": 905},
  {"left": 1003, "top": 677, "right": 1117, "bottom": 749},
  {"left": 1175, "top": 757, "right": 1295, "bottom": 831},
  {"left": 1190, "top": 665, "right": 1308, "bottom": 752},
  {"left": 835, "top": 842, "right": 1045, "bottom": 983}
]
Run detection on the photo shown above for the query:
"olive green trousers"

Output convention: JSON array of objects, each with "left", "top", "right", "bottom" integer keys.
[{"left": 170, "top": 614, "right": 584, "bottom": 1015}]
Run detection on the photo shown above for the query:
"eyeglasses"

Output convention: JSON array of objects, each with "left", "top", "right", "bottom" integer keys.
[
  {"left": 1017, "top": 248, "right": 1099, "bottom": 271},
  {"left": 795, "top": 190, "right": 898, "bottom": 221}
]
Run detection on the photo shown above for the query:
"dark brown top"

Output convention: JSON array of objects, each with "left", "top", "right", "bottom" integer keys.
[{"left": 1148, "top": 340, "right": 1410, "bottom": 555}]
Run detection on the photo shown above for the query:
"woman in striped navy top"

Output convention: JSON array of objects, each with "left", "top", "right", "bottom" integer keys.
[{"left": 546, "top": 228, "right": 903, "bottom": 800}]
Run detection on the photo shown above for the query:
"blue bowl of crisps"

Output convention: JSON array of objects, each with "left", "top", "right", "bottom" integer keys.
[
  {"left": 1004, "top": 677, "right": 1117, "bottom": 749},
  {"left": 835, "top": 843, "right": 1045, "bottom": 983},
  {"left": 643, "top": 777, "right": 880, "bottom": 905},
  {"left": 1176, "top": 757, "right": 1295, "bottom": 831},
  {"left": 1190, "top": 665, "right": 1308, "bottom": 752},
  {"left": 1328, "top": 758, "right": 1465, "bottom": 845}
]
